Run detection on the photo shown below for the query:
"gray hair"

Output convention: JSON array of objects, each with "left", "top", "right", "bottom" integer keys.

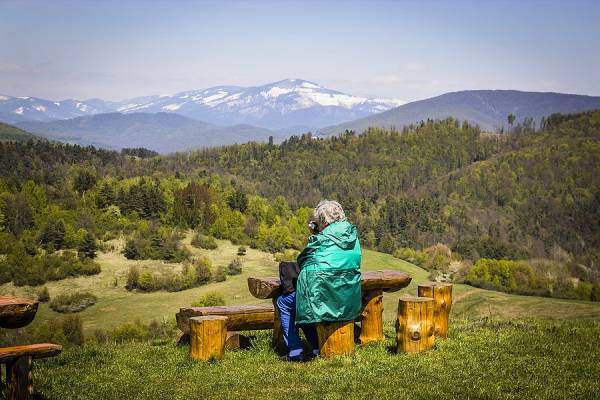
[{"left": 314, "top": 200, "right": 346, "bottom": 225}]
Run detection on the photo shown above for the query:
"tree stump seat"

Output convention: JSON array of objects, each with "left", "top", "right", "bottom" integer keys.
[
  {"left": 0, "top": 343, "right": 63, "bottom": 400},
  {"left": 248, "top": 270, "right": 412, "bottom": 346}
]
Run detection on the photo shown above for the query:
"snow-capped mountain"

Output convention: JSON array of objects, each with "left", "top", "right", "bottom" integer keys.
[
  {"left": 0, "top": 79, "right": 404, "bottom": 130},
  {"left": 0, "top": 94, "right": 114, "bottom": 124},
  {"left": 116, "top": 79, "right": 404, "bottom": 129}
]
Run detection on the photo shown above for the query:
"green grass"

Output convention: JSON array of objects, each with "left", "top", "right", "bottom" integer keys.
[
  {"left": 2, "top": 234, "right": 600, "bottom": 334},
  {"left": 4, "top": 236, "right": 600, "bottom": 399},
  {"left": 32, "top": 318, "right": 600, "bottom": 400}
]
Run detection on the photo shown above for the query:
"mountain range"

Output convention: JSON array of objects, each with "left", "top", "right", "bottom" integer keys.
[
  {"left": 0, "top": 79, "right": 403, "bottom": 131},
  {"left": 319, "top": 90, "right": 600, "bottom": 134},
  {"left": 3, "top": 80, "right": 600, "bottom": 153},
  {"left": 16, "top": 112, "right": 275, "bottom": 153}
]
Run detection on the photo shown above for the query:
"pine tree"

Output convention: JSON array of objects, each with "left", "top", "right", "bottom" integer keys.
[{"left": 78, "top": 231, "right": 97, "bottom": 259}]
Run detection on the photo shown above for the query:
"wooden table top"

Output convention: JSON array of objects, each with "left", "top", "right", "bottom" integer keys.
[{"left": 0, "top": 295, "right": 39, "bottom": 329}]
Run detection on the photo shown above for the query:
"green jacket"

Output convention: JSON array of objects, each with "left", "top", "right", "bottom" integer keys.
[{"left": 295, "top": 220, "right": 362, "bottom": 325}]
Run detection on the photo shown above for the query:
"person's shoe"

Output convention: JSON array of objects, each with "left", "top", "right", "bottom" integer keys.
[
  {"left": 303, "top": 351, "right": 318, "bottom": 361},
  {"left": 279, "top": 354, "right": 305, "bottom": 362}
]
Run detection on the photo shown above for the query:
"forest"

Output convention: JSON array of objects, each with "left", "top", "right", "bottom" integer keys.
[{"left": 0, "top": 110, "right": 599, "bottom": 301}]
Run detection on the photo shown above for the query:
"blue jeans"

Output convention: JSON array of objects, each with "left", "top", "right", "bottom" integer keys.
[{"left": 276, "top": 292, "right": 318, "bottom": 357}]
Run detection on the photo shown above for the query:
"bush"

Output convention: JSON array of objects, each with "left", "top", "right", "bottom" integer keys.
[
  {"left": 214, "top": 265, "right": 227, "bottom": 282},
  {"left": 194, "top": 257, "right": 212, "bottom": 284},
  {"left": 50, "top": 292, "right": 97, "bottom": 313},
  {"left": 191, "top": 291, "right": 226, "bottom": 307},
  {"left": 274, "top": 249, "right": 299, "bottom": 262},
  {"left": 7, "top": 250, "right": 101, "bottom": 286},
  {"left": 237, "top": 246, "right": 247, "bottom": 256},
  {"left": 227, "top": 258, "right": 242, "bottom": 275},
  {"left": 123, "top": 226, "right": 189, "bottom": 262},
  {"left": 37, "top": 286, "right": 50, "bottom": 302},
  {"left": 393, "top": 247, "right": 429, "bottom": 266},
  {"left": 191, "top": 233, "right": 218, "bottom": 250}
]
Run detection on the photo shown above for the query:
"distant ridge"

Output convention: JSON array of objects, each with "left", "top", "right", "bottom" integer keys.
[
  {"left": 319, "top": 90, "right": 600, "bottom": 134},
  {"left": 17, "top": 112, "right": 276, "bottom": 153},
  {"left": 0, "top": 79, "right": 404, "bottom": 131},
  {"left": 0, "top": 122, "right": 40, "bottom": 142}
]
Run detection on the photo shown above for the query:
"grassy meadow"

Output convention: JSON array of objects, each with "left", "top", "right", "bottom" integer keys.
[{"left": 2, "top": 235, "right": 600, "bottom": 399}]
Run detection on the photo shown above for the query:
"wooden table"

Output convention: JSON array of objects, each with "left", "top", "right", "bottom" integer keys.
[
  {"left": 248, "top": 270, "right": 412, "bottom": 345},
  {"left": 0, "top": 296, "right": 39, "bottom": 329}
]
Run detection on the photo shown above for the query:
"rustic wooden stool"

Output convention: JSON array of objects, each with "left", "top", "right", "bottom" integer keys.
[
  {"left": 417, "top": 282, "right": 453, "bottom": 338},
  {"left": 189, "top": 316, "right": 228, "bottom": 361},
  {"left": 396, "top": 295, "right": 435, "bottom": 353}
]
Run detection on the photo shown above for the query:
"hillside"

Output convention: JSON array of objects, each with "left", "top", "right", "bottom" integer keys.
[
  {"left": 17, "top": 112, "right": 277, "bottom": 153},
  {"left": 0, "top": 121, "right": 40, "bottom": 142},
  {"left": 319, "top": 90, "right": 600, "bottom": 134},
  {"left": 168, "top": 111, "right": 600, "bottom": 271}
]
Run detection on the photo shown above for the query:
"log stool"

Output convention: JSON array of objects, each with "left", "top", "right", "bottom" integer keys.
[
  {"left": 417, "top": 282, "right": 453, "bottom": 338},
  {"left": 396, "top": 296, "right": 434, "bottom": 353},
  {"left": 189, "top": 316, "right": 228, "bottom": 361},
  {"left": 316, "top": 321, "right": 355, "bottom": 358}
]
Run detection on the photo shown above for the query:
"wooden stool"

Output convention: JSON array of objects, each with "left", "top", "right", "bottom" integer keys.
[
  {"left": 316, "top": 321, "right": 355, "bottom": 358},
  {"left": 396, "top": 296, "right": 434, "bottom": 353},
  {"left": 189, "top": 316, "right": 227, "bottom": 361},
  {"left": 418, "top": 282, "right": 453, "bottom": 338}
]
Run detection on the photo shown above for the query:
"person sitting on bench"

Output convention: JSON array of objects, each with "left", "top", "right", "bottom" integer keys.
[{"left": 277, "top": 200, "right": 362, "bottom": 362}]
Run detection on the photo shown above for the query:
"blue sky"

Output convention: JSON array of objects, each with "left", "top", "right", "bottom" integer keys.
[{"left": 0, "top": 0, "right": 598, "bottom": 101}]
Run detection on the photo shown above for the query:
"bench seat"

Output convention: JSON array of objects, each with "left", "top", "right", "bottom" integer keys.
[
  {"left": 176, "top": 305, "right": 274, "bottom": 335},
  {"left": 0, "top": 343, "right": 63, "bottom": 364}
]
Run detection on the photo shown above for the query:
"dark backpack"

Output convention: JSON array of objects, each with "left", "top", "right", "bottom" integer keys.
[{"left": 279, "top": 261, "right": 300, "bottom": 295}]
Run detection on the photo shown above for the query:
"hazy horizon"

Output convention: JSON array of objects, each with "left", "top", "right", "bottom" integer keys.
[{"left": 1, "top": 0, "right": 599, "bottom": 102}]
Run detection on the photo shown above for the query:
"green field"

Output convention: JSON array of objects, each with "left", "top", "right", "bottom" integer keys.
[
  {"left": 3, "top": 237, "right": 600, "bottom": 399},
  {"left": 2, "top": 233, "right": 600, "bottom": 334}
]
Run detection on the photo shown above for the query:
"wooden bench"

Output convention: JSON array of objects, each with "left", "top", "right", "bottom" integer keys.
[
  {"left": 176, "top": 305, "right": 275, "bottom": 349},
  {"left": 0, "top": 343, "right": 63, "bottom": 399},
  {"left": 248, "top": 270, "right": 412, "bottom": 346}
]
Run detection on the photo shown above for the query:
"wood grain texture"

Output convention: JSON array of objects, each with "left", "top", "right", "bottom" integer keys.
[
  {"left": 418, "top": 282, "right": 453, "bottom": 338},
  {"left": 247, "top": 270, "right": 412, "bottom": 299},
  {"left": 0, "top": 296, "right": 39, "bottom": 329},
  {"left": 396, "top": 296, "right": 435, "bottom": 353},
  {"left": 0, "top": 343, "right": 63, "bottom": 364},
  {"left": 359, "top": 290, "right": 384, "bottom": 344},
  {"left": 6, "top": 355, "right": 33, "bottom": 400},
  {"left": 271, "top": 299, "right": 286, "bottom": 355},
  {"left": 189, "top": 316, "right": 227, "bottom": 361},
  {"left": 316, "top": 321, "right": 355, "bottom": 358},
  {"left": 176, "top": 305, "right": 274, "bottom": 334}
]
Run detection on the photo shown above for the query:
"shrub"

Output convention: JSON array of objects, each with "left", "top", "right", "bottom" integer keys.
[
  {"left": 237, "top": 246, "right": 247, "bottom": 256},
  {"left": 8, "top": 250, "right": 101, "bottom": 286},
  {"left": 274, "top": 249, "right": 299, "bottom": 262},
  {"left": 191, "top": 291, "right": 226, "bottom": 307},
  {"left": 125, "top": 266, "right": 140, "bottom": 290},
  {"left": 137, "top": 271, "right": 156, "bottom": 291},
  {"left": 214, "top": 265, "right": 227, "bottom": 282},
  {"left": 191, "top": 233, "right": 218, "bottom": 250},
  {"left": 50, "top": 292, "right": 97, "bottom": 313},
  {"left": 393, "top": 247, "right": 429, "bottom": 266},
  {"left": 227, "top": 258, "right": 242, "bottom": 275},
  {"left": 37, "top": 286, "right": 50, "bottom": 302},
  {"left": 194, "top": 257, "right": 212, "bottom": 284}
]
